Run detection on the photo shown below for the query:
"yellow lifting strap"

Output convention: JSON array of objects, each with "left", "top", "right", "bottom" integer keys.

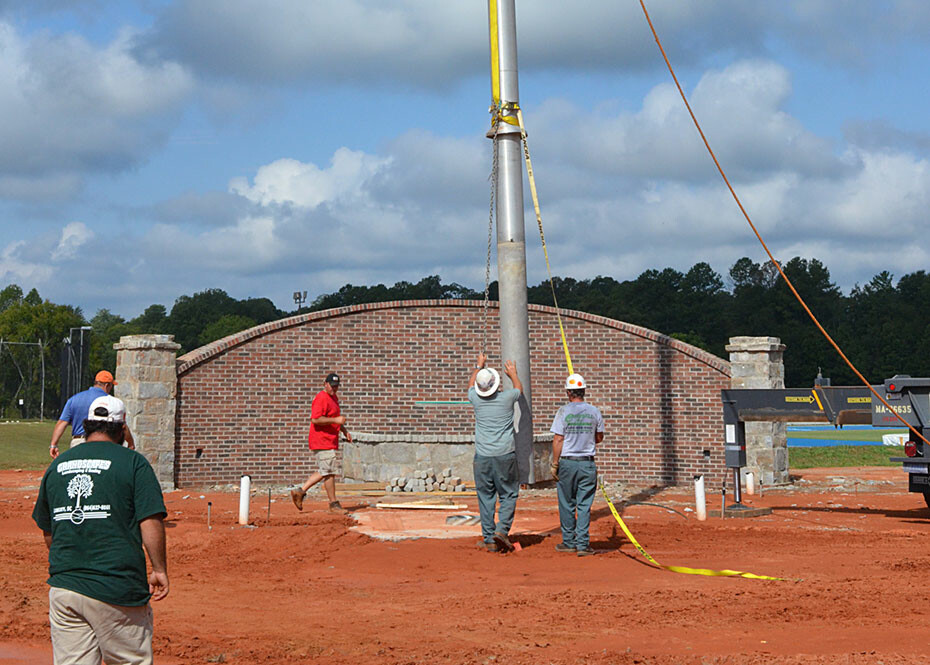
[
  {"left": 600, "top": 484, "right": 783, "bottom": 580},
  {"left": 488, "top": 0, "right": 571, "bottom": 371},
  {"left": 515, "top": 108, "right": 573, "bottom": 374},
  {"left": 488, "top": 0, "right": 501, "bottom": 108},
  {"left": 487, "top": 0, "right": 522, "bottom": 128}
]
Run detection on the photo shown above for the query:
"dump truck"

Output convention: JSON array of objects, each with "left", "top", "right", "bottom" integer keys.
[{"left": 720, "top": 375, "right": 930, "bottom": 509}]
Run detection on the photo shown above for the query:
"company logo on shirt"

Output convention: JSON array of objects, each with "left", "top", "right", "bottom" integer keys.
[
  {"left": 53, "top": 459, "right": 112, "bottom": 525},
  {"left": 563, "top": 413, "right": 596, "bottom": 433}
]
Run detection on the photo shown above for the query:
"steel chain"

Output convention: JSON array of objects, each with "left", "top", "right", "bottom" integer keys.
[{"left": 483, "top": 124, "right": 499, "bottom": 355}]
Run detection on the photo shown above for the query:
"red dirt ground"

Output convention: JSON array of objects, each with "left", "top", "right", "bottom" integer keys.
[{"left": 3, "top": 466, "right": 930, "bottom": 664}]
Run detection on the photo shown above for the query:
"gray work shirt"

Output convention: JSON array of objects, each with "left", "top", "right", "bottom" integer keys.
[
  {"left": 550, "top": 401, "right": 605, "bottom": 456},
  {"left": 467, "top": 387, "right": 521, "bottom": 457}
]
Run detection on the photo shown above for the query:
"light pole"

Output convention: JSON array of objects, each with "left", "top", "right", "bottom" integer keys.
[
  {"left": 66, "top": 326, "right": 92, "bottom": 395},
  {"left": 293, "top": 291, "right": 307, "bottom": 311}
]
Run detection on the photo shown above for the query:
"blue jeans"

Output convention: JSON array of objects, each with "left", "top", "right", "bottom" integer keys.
[
  {"left": 473, "top": 452, "right": 519, "bottom": 543},
  {"left": 557, "top": 458, "right": 597, "bottom": 549}
]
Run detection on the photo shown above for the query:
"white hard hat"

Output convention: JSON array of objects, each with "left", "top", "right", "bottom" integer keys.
[
  {"left": 565, "top": 373, "right": 586, "bottom": 390},
  {"left": 475, "top": 367, "right": 501, "bottom": 397}
]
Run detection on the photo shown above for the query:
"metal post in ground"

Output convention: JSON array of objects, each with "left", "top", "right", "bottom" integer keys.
[{"left": 488, "top": 0, "right": 534, "bottom": 483}]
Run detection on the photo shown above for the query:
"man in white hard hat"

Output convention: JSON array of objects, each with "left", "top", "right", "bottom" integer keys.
[
  {"left": 467, "top": 352, "right": 523, "bottom": 553},
  {"left": 550, "top": 373, "right": 604, "bottom": 556}
]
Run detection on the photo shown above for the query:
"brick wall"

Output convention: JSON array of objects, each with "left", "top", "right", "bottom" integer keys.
[{"left": 175, "top": 300, "right": 730, "bottom": 488}]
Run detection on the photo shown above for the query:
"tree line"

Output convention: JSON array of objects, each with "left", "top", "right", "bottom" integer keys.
[{"left": 0, "top": 257, "right": 926, "bottom": 418}]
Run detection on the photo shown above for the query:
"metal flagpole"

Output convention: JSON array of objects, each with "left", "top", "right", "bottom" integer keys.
[{"left": 488, "top": 0, "right": 535, "bottom": 483}]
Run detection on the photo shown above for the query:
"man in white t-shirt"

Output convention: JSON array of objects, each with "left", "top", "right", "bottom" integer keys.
[{"left": 550, "top": 373, "right": 604, "bottom": 556}]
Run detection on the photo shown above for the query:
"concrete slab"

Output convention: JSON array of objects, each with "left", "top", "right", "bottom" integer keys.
[
  {"left": 707, "top": 506, "right": 773, "bottom": 518},
  {"left": 350, "top": 505, "right": 561, "bottom": 541}
]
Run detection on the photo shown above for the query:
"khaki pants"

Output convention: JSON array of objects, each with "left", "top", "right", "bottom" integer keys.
[
  {"left": 49, "top": 587, "right": 153, "bottom": 665},
  {"left": 69, "top": 437, "right": 86, "bottom": 448}
]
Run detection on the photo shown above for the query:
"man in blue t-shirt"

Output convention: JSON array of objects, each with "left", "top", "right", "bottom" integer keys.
[
  {"left": 467, "top": 352, "right": 523, "bottom": 553},
  {"left": 50, "top": 370, "right": 134, "bottom": 459},
  {"left": 550, "top": 373, "right": 605, "bottom": 556}
]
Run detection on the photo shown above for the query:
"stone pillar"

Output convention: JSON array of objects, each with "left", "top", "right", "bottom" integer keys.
[
  {"left": 726, "top": 336, "right": 788, "bottom": 486},
  {"left": 113, "top": 335, "right": 181, "bottom": 490}
]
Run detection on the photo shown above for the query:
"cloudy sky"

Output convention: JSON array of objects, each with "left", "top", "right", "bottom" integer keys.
[{"left": 2, "top": 1, "right": 930, "bottom": 318}]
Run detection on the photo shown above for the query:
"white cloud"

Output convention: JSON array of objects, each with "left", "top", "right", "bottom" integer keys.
[
  {"left": 9, "top": 51, "right": 930, "bottom": 316},
  {"left": 0, "top": 21, "right": 194, "bottom": 200},
  {"left": 50, "top": 221, "right": 94, "bottom": 261},
  {"left": 142, "top": 1, "right": 930, "bottom": 89},
  {"left": 229, "top": 149, "right": 389, "bottom": 208},
  {"left": 0, "top": 240, "right": 53, "bottom": 286},
  {"left": 530, "top": 60, "right": 841, "bottom": 187},
  {"left": 145, "top": 0, "right": 485, "bottom": 86}
]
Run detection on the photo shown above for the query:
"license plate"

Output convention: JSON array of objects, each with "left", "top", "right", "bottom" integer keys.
[{"left": 903, "top": 463, "right": 929, "bottom": 474}]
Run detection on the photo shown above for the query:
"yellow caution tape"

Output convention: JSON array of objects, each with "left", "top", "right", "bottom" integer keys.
[{"left": 599, "top": 484, "right": 783, "bottom": 580}]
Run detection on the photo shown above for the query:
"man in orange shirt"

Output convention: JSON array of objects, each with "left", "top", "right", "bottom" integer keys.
[{"left": 291, "top": 372, "right": 352, "bottom": 513}]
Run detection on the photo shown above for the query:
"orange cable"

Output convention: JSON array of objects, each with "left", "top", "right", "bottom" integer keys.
[{"left": 637, "top": 0, "right": 928, "bottom": 445}]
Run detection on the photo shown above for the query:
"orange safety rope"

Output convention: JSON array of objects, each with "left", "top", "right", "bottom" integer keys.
[{"left": 637, "top": 0, "right": 930, "bottom": 446}]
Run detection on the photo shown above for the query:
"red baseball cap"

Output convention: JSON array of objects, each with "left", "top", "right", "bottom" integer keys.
[{"left": 95, "top": 370, "right": 117, "bottom": 385}]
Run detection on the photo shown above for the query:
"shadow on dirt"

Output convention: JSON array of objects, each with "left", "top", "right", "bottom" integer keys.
[{"left": 771, "top": 504, "right": 930, "bottom": 520}]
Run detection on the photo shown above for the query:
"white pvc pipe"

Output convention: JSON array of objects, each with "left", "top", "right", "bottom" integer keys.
[
  {"left": 238, "top": 475, "right": 251, "bottom": 526},
  {"left": 693, "top": 475, "right": 706, "bottom": 521},
  {"left": 745, "top": 471, "right": 755, "bottom": 496}
]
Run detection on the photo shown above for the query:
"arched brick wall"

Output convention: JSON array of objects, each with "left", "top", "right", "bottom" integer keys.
[{"left": 175, "top": 300, "right": 730, "bottom": 488}]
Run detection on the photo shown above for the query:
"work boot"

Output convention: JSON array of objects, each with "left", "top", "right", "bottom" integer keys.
[
  {"left": 493, "top": 531, "right": 515, "bottom": 553},
  {"left": 576, "top": 547, "right": 596, "bottom": 557},
  {"left": 554, "top": 542, "right": 576, "bottom": 553},
  {"left": 477, "top": 540, "right": 499, "bottom": 552},
  {"left": 329, "top": 501, "right": 348, "bottom": 513},
  {"left": 290, "top": 488, "right": 306, "bottom": 511}
]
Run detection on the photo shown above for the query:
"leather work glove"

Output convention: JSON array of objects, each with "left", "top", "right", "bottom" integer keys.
[{"left": 550, "top": 461, "right": 559, "bottom": 481}]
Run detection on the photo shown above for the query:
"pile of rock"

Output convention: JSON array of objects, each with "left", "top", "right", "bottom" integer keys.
[{"left": 385, "top": 468, "right": 466, "bottom": 493}]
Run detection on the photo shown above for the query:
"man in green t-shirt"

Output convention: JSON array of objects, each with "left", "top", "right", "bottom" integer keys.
[{"left": 32, "top": 394, "right": 168, "bottom": 665}]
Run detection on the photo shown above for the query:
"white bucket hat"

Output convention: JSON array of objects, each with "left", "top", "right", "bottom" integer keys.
[
  {"left": 475, "top": 367, "right": 501, "bottom": 397},
  {"left": 564, "top": 373, "right": 586, "bottom": 390}
]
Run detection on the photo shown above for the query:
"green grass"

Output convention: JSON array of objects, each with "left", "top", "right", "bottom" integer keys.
[
  {"left": 790, "top": 427, "right": 905, "bottom": 442},
  {"left": 0, "top": 420, "right": 61, "bottom": 469},
  {"left": 786, "top": 425, "right": 907, "bottom": 468},
  {"left": 788, "top": 445, "right": 905, "bottom": 469}
]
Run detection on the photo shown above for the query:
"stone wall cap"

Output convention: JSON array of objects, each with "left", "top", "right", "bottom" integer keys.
[
  {"left": 114, "top": 334, "right": 182, "bottom": 351},
  {"left": 726, "top": 336, "right": 785, "bottom": 353}
]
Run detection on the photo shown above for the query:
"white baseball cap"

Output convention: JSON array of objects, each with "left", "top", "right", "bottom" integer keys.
[
  {"left": 87, "top": 395, "right": 126, "bottom": 423},
  {"left": 565, "top": 373, "right": 587, "bottom": 390},
  {"left": 475, "top": 367, "right": 501, "bottom": 397}
]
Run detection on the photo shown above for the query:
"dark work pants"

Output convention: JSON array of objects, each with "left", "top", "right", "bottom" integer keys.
[
  {"left": 473, "top": 452, "right": 519, "bottom": 543},
  {"left": 557, "top": 458, "right": 597, "bottom": 549}
]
